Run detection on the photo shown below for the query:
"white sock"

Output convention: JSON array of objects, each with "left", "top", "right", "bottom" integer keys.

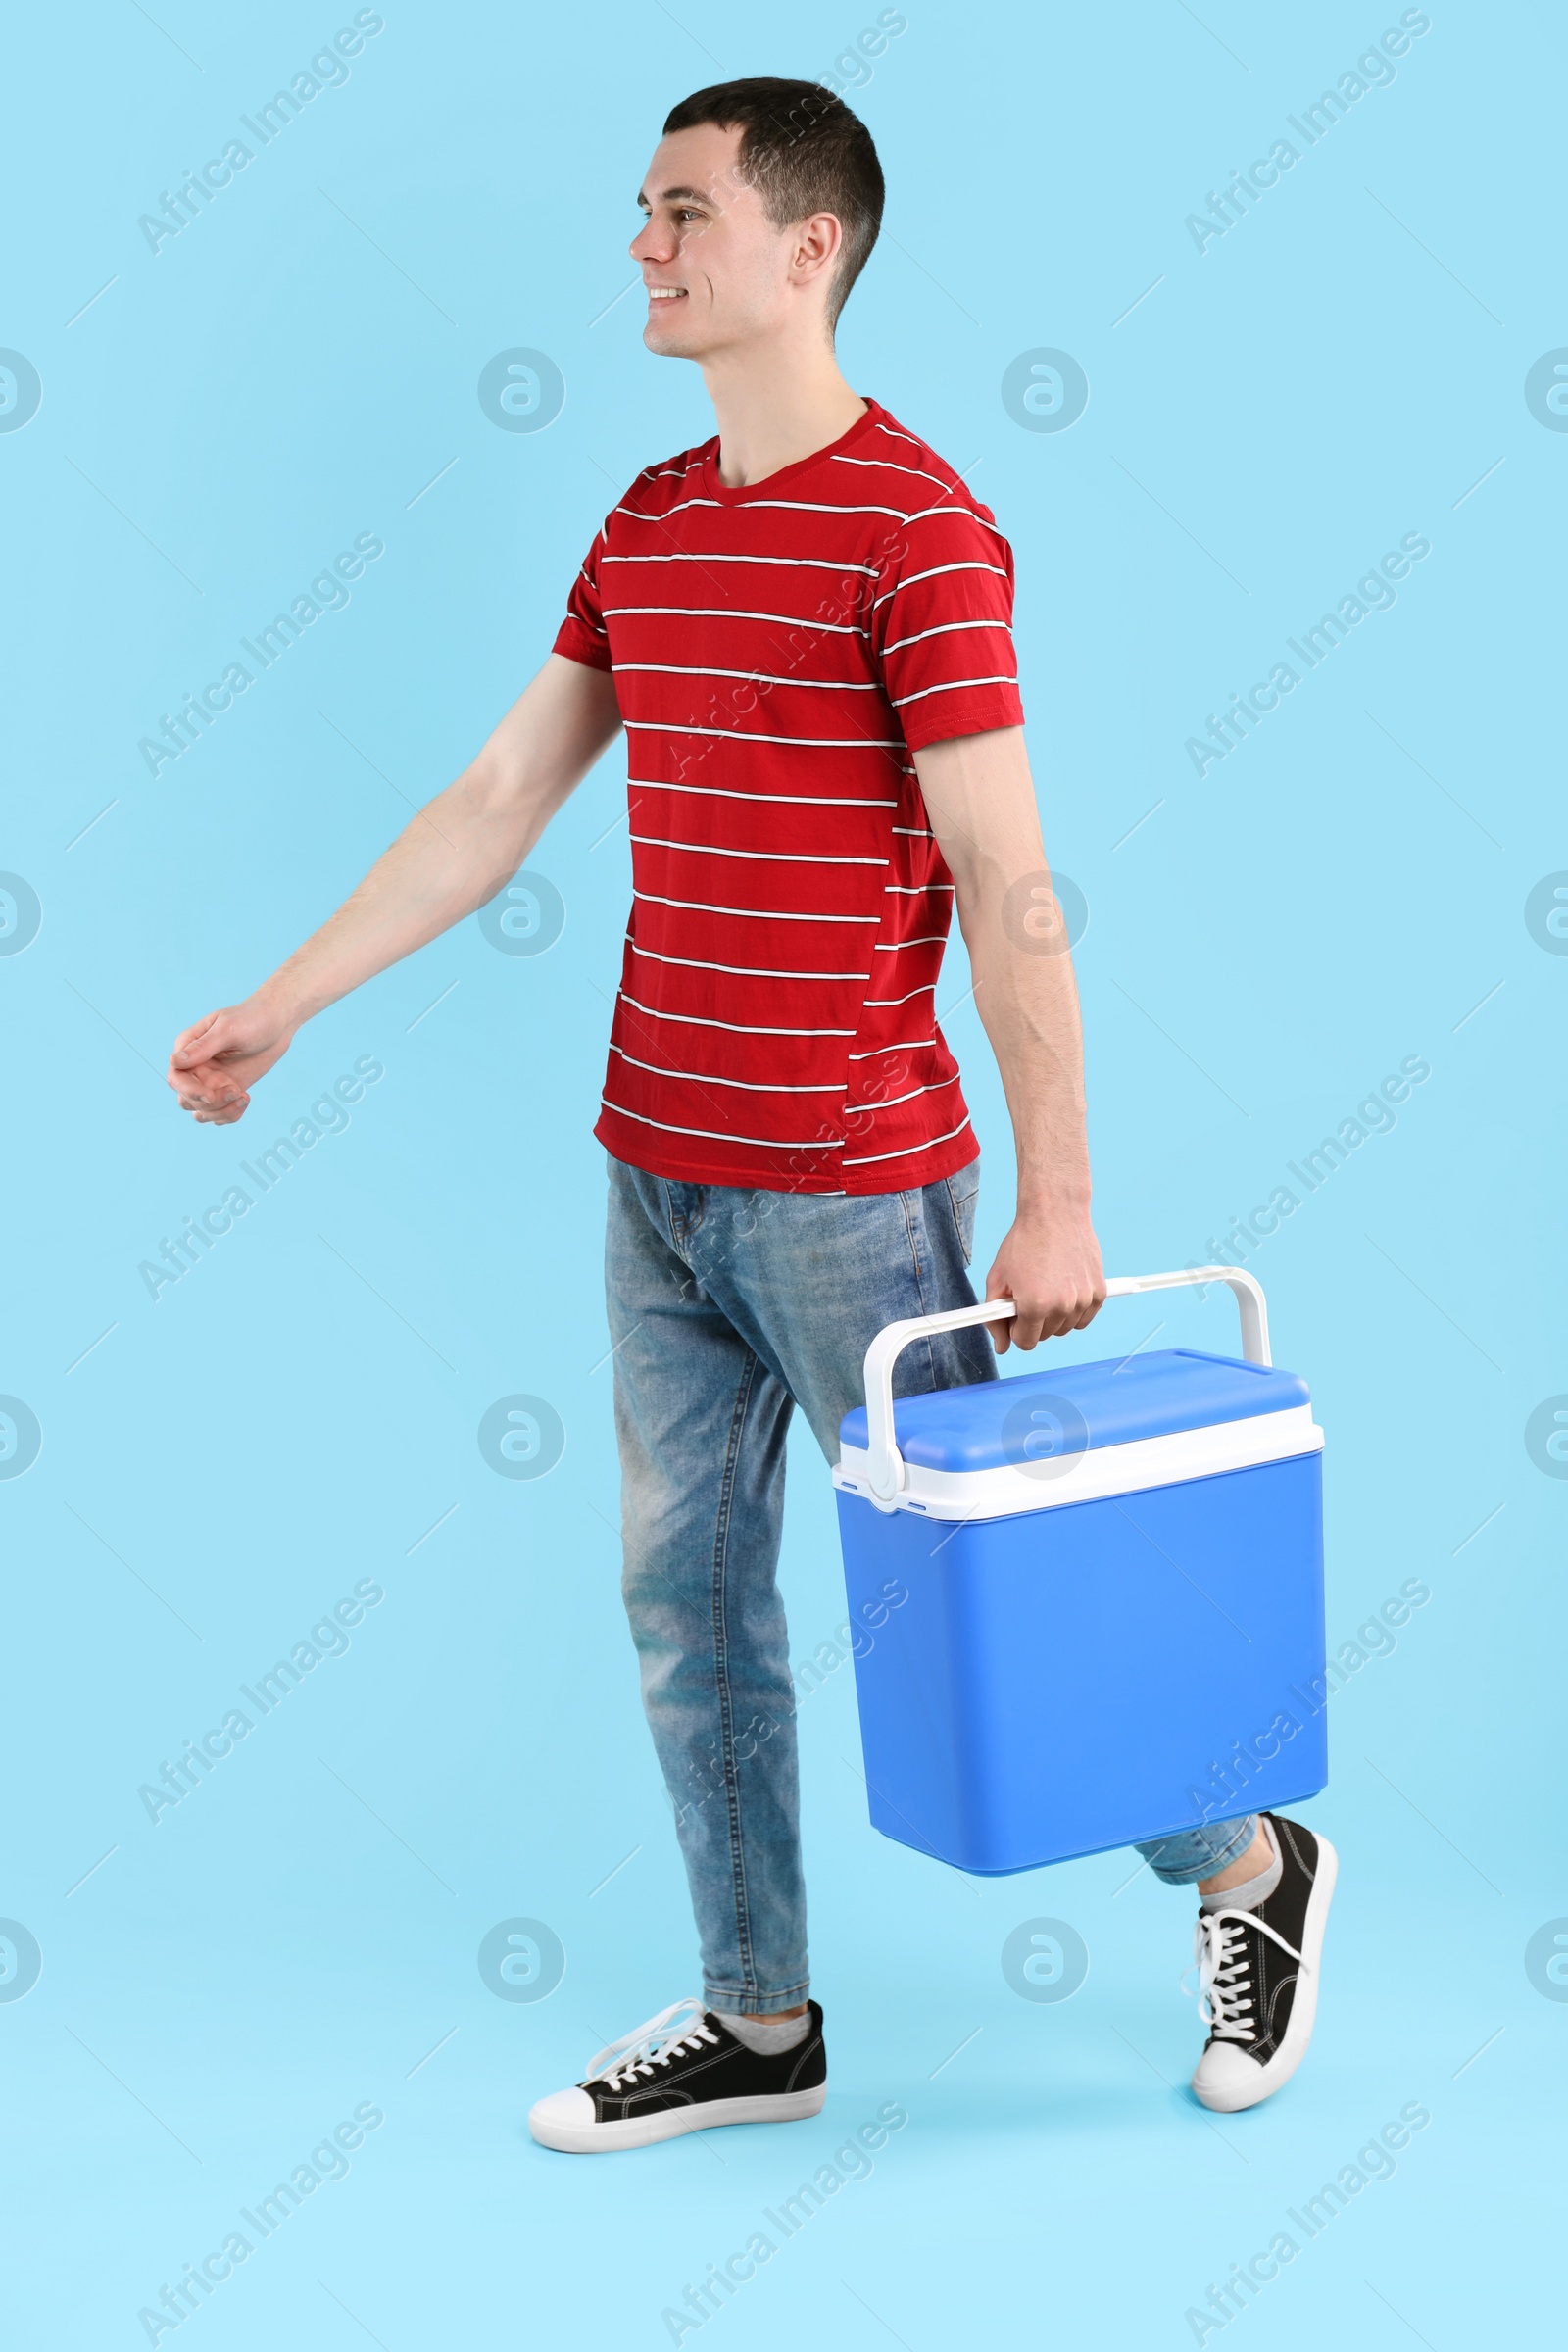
[
  {"left": 711, "top": 2006, "right": 811, "bottom": 2054},
  {"left": 1200, "top": 1817, "right": 1282, "bottom": 1914}
]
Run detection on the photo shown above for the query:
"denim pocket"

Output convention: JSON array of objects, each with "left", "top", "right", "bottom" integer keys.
[{"left": 944, "top": 1159, "right": 980, "bottom": 1266}]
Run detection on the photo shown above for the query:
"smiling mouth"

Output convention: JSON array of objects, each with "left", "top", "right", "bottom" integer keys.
[{"left": 647, "top": 287, "right": 688, "bottom": 303}]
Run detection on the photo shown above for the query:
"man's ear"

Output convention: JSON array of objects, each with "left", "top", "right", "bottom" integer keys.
[{"left": 790, "top": 211, "right": 846, "bottom": 284}]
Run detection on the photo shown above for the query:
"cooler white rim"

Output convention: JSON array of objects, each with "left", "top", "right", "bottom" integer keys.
[
  {"left": 856, "top": 1266, "right": 1283, "bottom": 1512},
  {"left": 833, "top": 1401, "right": 1323, "bottom": 1521}
]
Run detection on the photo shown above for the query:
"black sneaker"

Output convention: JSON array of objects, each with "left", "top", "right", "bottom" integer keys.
[
  {"left": 528, "top": 1997, "right": 827, "bottom": 2153},
  {"left": 1189, "top": 1814, "right": 1338, "bottom": 2113}
]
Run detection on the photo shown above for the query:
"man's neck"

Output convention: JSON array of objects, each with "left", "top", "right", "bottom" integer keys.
[{"left": 701, "top": 340, "right": 867, "bottom": 488}]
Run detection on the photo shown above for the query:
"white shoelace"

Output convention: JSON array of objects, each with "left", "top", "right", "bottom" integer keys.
[
  {"left": 587, "top": 1997, "right": 719, "bottom": 2091},
  {"left": 1186, "top": 1908, "right": 1308, "bottom": 2042}
]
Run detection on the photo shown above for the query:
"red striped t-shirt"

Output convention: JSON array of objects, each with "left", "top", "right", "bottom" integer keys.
[{"left": 552, "top": 395, "right": 1025, "bottom": 1194}]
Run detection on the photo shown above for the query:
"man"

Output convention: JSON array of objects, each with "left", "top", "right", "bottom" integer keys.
[{"left": 169, "top": 78, "right": 1335, "bottom": 2151}]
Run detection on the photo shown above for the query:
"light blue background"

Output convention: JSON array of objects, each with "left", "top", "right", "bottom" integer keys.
[{"left": 2, "top": 3, "right": 1562, "bottom": 2345}]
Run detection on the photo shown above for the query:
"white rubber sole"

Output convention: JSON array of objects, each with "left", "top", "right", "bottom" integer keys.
[
  {"left": 1193, "top": 1832, "right": 1339, "bottom": 2113},
  {"left": 529, "top": 2084, "right": 826, "bottom": 2154}
]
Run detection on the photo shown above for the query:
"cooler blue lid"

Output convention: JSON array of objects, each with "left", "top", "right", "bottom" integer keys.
[{"left": 839, "top": 1348, "right": 1310, "bottom": 1473}]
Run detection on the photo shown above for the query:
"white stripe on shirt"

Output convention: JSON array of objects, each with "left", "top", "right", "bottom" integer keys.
[
  {"left": 899, "top": 501, "right": 1010, "bottom": 537},
  {"left": 602, "top": 1098, "right": 840, "bottom": 1150},
  {"left": 612, "top": 663, "right": 883, "bottom": 692},
  {"left": 629, "top": 777, "right": 898, "bottom": 809},
  {"left": 618, "top": 991, "right": 857, "bottom": 1038},
  {"left": 830, "top": 454, "right": 954, "bottom": 492},
  {"left": 883, "top": 618, "right": 1015, "bottom": 655},
  {"left": 630, "top": 834, "right": 886, "bottom": 866},
  {"left": 623, "top": 721, "right": 904, "bottom": 748},
  {"left": 633, "top": 891, "right": 879, "bottom": 924},
  {"left": 610, "top": 1045, "right": 846, "bottom": 1095},
  {"left": 842, "top": 1114, "right": 973, "bottom": 1166},
  {"left": 871, "top": 561, "right": 1007, "bottom": 611},
  {"left": 605, "top": 605, "right": 867, "bottom": 633},
  {"left": 891, "top": 675, "right": 1018, "bottom": 708},
  {"left": 627, "top": 942, "right": 871, "bottom": 981},
  {"left": 603, "top": 553, "right": 877, "bottom": 573},
  {"left": 843, "top": 1076, "right": 959, "bottom": 1112}
]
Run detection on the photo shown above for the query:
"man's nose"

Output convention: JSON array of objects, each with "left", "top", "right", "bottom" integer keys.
[{"left": 630, "top": 218, "right": 671, "bottom": 263}]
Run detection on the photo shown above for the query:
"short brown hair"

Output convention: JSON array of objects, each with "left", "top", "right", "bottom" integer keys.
[{"left": 662, "top": 77, "right": 885, "bottom": 330}]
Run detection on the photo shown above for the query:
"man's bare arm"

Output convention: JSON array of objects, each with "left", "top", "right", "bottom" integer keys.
[
  {"left": 167, "top": 653, "right": 622, "bottom": 1124},
  {"left": 913, "top": 725, "right": 1105, "bottom": 1351}
]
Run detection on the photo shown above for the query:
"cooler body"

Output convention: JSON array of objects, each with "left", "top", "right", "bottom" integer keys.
[{"left": 835, "top": 1342, "right": 1327, "bottom": 1876}]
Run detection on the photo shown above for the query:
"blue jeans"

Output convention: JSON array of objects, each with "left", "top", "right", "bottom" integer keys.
[{"left": 606, "top": 1153, "right": 1256, "bottom": 2015}]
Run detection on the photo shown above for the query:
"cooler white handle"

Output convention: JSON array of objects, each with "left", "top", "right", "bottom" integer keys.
[{"left": 857, "top": 1266, "right": 1271, "bottom": 1508}]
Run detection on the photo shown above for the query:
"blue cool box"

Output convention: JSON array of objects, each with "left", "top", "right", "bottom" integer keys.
[{"left": 834, "top": 1340, "right": 1327, "bottom": 1875}]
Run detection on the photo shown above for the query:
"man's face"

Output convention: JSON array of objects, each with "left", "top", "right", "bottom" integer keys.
[{"left": 631, "top": 123, "right": 814, "bottom": 358}]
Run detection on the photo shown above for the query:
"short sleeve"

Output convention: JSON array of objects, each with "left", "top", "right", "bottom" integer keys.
[
  {"left": 552, "top": 520, "right": 613, "bottom": 673},
  {"left": 871, "top": 503, "right": 1024, "bottom": 751}
]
